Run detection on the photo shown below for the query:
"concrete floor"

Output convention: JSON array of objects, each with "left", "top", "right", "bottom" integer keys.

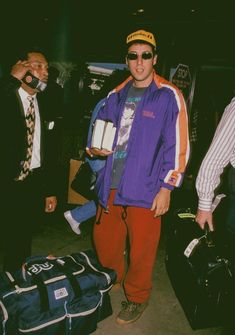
[{"left": 0, "top": 209, "right": 232, "bottom": 335}]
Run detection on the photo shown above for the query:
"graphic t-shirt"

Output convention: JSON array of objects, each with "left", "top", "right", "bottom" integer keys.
[{"left": 111, "top": 85, "right": 146, "bottom": 188}]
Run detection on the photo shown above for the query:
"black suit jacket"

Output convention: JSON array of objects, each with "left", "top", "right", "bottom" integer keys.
[{"left": 0, "top": 75, "right": 58, "bottom": 196}]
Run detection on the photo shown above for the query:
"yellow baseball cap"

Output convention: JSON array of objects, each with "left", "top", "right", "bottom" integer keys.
[{"left": 126, "top": 30, "right": 156, "bottom": 49}]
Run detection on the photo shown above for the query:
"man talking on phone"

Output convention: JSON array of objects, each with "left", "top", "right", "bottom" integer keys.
[{"left": 0, "top": 47, "right": 58, "bottom": 271}]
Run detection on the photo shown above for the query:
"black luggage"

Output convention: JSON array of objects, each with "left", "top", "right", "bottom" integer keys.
[
  {"left": 165, "top": 209, "right": 235, "bottom": 330},
  {"left": 0, "top": 249, "right": 116, "bottom": 334}
]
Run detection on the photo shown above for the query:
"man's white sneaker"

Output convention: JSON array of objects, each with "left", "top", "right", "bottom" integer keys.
[{"left": 64, "top": 211, "right": 81, "bottom": 235}]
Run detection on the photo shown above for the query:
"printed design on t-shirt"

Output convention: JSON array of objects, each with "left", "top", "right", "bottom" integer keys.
[
  {"left": 114, "top": 96, "right": 141, "bottom": 159},
  {"left": 111, "top": 90, "right": 144, "bottom": 188}
]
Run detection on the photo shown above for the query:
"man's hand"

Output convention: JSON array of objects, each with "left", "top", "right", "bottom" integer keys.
[
  {"left": 151, "top": 188, "right": 171, "bottom": 218},
  {"left": 45, "top": 196, "right": 57, "bottom": 213},
  {"left": 195, "top": 209, "right": 214, "bottom": 231},
  {"left": 10, "top": 60, "right": 32, "bottom": 81},
  {"left": 86, "top": 147, "right": 113, "bottom": 157}
]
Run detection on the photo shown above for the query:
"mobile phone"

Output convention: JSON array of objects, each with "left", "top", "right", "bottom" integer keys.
[
  {"left": 22, "top": 71, "right": 47, "bottom": 91},
  {"left": 22, "top": 72, "right": 40, "bottom": 89}
]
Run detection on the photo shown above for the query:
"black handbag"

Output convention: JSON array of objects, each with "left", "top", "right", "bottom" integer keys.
[
  {"left": 71, "top": 161, "right": 97, "bottom": 200},
  {"left": 165, "top": 208, "right": 235, "bottom": 330}
]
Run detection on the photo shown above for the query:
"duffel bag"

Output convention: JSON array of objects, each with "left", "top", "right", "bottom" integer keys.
[
  {"left": 165, "top": 208, "right": 235, "bottom": 330},
  {"left": 0, "top": 249, "right": 116, "bottom": 334}
]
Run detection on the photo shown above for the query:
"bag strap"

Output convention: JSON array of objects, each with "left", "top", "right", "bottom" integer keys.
[
  {"left": 54, "top": 258, "right": 82, "bottom": 298},
  {"left": 29, "top": 272, "right": 50, "bottom": 312},
  {"left": 70, "top": 251, "right": 112, "bottom": 285},
  {"left": 24, "top": 258, "right": 83, "bottom": 312},
  {"left": 79, "top": 150, "right": 86, "bottom": 162},
  {"left": 204, "top": 224, "right": 215, "bottom": 247}
]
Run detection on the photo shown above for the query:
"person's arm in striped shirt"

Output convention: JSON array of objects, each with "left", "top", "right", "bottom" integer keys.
[{"left": 195, "top": 97, "right": 235, "bottom": 230}]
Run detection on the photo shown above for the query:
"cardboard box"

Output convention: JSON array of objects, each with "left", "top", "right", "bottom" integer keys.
[{"left": 67, "top": 159, "right": 88, "bottom": 205}]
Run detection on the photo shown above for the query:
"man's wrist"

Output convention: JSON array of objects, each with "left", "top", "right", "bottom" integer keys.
[
  {"left": 198, "top": 198, "right": 212, "bottom": 211},
  {"left": 160, "top": 187, "right": 172, "bottom": 193},
  {"left": 161, "top": 183, "right": 174, "bottom": 191}
]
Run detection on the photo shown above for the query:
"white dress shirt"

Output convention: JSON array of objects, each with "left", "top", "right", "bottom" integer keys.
[{"left": 18, "top": 87, "right": 41, "bottom": 169}]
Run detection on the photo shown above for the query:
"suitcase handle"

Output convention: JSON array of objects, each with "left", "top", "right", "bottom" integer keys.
[
  {"left": 204, "top": 224, "right": 215, "bottom": 247},
  {"left": 23, "top": 258, "right": 83, "bottom": 312},
  {"left": 24, "top": 255, "right": 83, "bottom": 298}
]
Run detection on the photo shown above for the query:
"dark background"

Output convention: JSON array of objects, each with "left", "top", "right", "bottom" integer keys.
[{"left": 1, "top": 0, "right": 234, "bottom": 66}]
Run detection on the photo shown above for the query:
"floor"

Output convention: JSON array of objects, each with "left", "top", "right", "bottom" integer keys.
[{"left": 1, "top": 205, "right": 232, "bottom": 335}]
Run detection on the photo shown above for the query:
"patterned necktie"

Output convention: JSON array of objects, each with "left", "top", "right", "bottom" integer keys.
[{"left": 17, "top": 96, "right": 35, "bottom": 181}]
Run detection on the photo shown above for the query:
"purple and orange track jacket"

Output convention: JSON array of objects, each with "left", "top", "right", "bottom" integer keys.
[{"left": 89, "top": 71, "right": 190, "bottom": 209}]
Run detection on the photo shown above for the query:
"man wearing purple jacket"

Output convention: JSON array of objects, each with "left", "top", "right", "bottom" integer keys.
[{"left": 87, "top": 29, "right": 190, "bottom": 325}]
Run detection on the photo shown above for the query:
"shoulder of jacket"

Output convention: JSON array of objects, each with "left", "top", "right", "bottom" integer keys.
[{"left": 154, "top": 73, "right": 181, "bottom": 94}]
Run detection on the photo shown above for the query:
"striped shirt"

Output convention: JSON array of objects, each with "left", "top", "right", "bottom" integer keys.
[{"left": 196, "top": 97, "right": 235, "bottom": 211}]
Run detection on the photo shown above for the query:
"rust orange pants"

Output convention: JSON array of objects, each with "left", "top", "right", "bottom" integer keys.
[{"left": 93, "top": 190, "right": 161, "bottom": 303}]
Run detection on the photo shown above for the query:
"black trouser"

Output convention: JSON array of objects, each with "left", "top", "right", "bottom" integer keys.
[{"left": 1, "top": 169, "right": 44, "bottom": 272}]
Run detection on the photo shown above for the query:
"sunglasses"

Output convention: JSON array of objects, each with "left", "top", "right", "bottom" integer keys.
[{"left": 126, "top": 52, "right": 153, "bottom": 61}]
